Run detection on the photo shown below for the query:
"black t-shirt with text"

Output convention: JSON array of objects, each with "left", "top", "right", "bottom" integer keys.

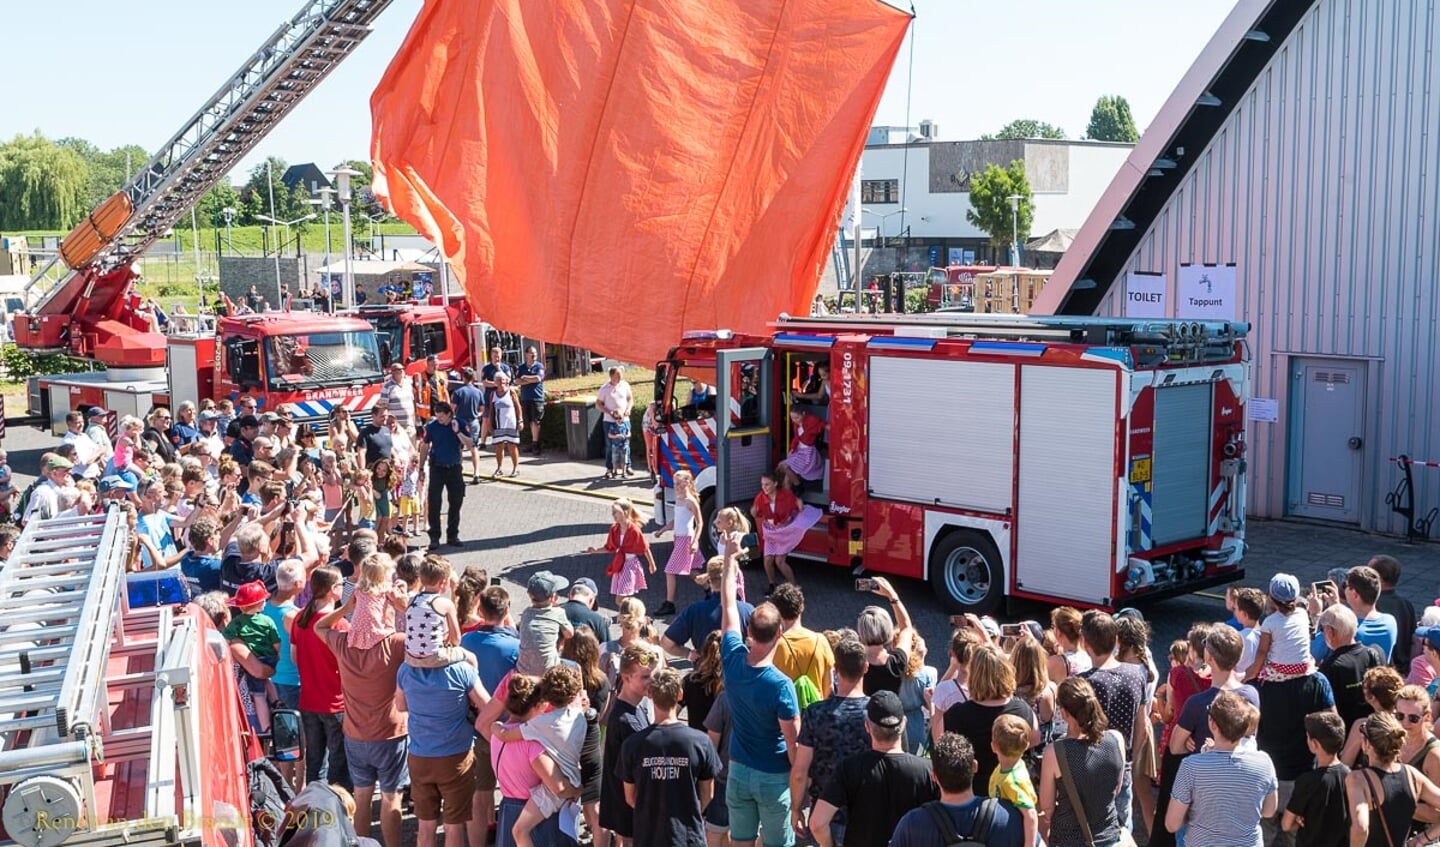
[
  {"left": 619, "top": 721, "right": 721, "bottom": 847},
  {"left": 818, "top": 749, "right": 938, "bottom": 847}
]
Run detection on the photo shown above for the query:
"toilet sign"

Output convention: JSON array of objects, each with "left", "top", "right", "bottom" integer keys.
[{"left": 1125, "top": 271, "right": 1167, "bottom": 318}]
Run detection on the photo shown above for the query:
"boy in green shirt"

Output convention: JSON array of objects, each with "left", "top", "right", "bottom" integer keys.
[
  {"left": 990, "top": 713, "right": 1038, "bottom": 847},
  {"left": 224, "top": 580, "right": 280, "bottom": 732}
]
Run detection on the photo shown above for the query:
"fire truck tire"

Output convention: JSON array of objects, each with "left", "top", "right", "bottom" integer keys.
[{"left": 929, "top": 530, "right": 1003, "bottom": 614}]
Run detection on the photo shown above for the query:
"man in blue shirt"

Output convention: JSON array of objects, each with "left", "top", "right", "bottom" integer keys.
[
  {"left": 457, "top": 584, "right": 518, "bottom": 843},
  {"left": 718, "top": 531, "right": 800, "bottom": 847},
  {"left": 450, "top": 367, "right": 486, "bottom": 483},
  {"left": 662, "top": 557, "right": 754, "bottom": 658},
  {"left": 396, "top": 660, "right": 489, "bottom": 843},
  {"left": 419, "top": 401, "right": 467, "bottom": 549},
  {"left": 515, "top": 346, "right": 546, "bottom": 455}
]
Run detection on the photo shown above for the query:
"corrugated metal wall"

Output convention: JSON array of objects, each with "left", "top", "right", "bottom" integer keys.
[{"left": 1096, "top": 0, "right": 1440, "bottom": 532}]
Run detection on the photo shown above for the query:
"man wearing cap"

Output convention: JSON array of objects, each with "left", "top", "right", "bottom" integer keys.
[
  {"left": 418, "top": 400, "right": 466, "bottom": 548},
  {"left": 414, "top": 354, "right": 450, "bottom": 426},
  {"left": 517, "top": 570, "right": 575, "bottom": 676},
  {"left": 24, "top": 454, "right": 76, "bottom": 524},
  {"left": 562, "top": 578, "right": 610, "bottom": 642},
  {"left": 619, "top": 667, "right": 722, "bottom": 847},
  {"left": 807, "top": 690, "right": 937, "bottom": 847},
  {"left": 662, "top": 557, "right": 755, "bottom": 660},
  {"left": 83, "top": 407, "right": 114, "bottom": 468},
  {"left": 229, "top": 415, "right": 260, "bottom": 468},
  {"left": 195, "top": 410, "right": 225, "bottom": 458},
  {"left": 381, "top": 363, "right": 416, "bottom": 430},
  {"left": 61, "top": 411, "right": 103, "bottom": 480},
  {"left": 450, "top": 367, "right": 486, "bottom": 483}
]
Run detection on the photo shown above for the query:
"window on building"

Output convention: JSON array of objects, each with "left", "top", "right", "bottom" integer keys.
[{"left": 861, "top": 179, "right": 900, "bottom": 204}]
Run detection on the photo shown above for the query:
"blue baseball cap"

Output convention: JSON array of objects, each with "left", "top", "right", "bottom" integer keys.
[{"left": 1417, "top": 626, "right": 1440, "bottom": 652}]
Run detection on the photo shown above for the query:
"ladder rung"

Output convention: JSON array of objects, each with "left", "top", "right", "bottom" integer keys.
[
  {"left": 0, "top": 574, "right": 95, "bottom": 594},
  {"left": 0, "top": 625, "right": 77, "bottom": 647},
  {"left": 0, "top": 606, "right": 90, "bottom": 627},
  {"left": 0, "top": 691, "right": 64, "bottom": 715},
  {"left": 0, "top": 667, "right": 66, "bottom": 690}
]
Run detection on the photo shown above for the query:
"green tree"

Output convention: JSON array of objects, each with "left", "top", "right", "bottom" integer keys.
[
  {"left": 238, "top": 157, "right": 310, "bottom": 225},
  {"left": 965, "top": 160, "right": 1034, "bottom": 257},
  {"left": 0, "top": 132, "right": 90, "bottom": 230},
  {"left": 982, "top": 119, "right": 1066, "bottom": 141},
  {"left": 1085, "top": 95, "right": 1140, "bottom": 142},
  {"left": 58, "top": 138, "right": 150, "bottom": 208}
]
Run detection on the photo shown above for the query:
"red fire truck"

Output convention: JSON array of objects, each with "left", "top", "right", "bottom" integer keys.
[{"left": 652, "top": 313, "right": 1251, "bottom": 612}]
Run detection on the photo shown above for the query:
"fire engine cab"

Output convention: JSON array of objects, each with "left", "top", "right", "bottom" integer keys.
[{"left": 653, "top": 313, "right": 1251, "bottom": 612}]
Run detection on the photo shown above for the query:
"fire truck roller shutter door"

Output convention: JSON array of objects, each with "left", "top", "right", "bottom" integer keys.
[{"left": 1149, "top": 382, "right": 1213, "bottom": 546}]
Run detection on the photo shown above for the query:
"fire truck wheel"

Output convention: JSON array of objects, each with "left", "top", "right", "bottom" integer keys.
[{"left": 929, "top": 530, "right": 1003, "bottom": 615}]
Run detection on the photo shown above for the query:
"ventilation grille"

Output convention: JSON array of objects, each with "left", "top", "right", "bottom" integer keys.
[
  {"left": 1313, "top": 371, "right": 1351, "bottom": 384},
  {"left": 1307, "top": 492, "right": 1346, "bottom": 507}
]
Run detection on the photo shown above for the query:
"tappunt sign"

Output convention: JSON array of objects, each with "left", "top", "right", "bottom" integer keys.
[{"left": 1177, "top": 264, "right": 1238, "bottom": 320}]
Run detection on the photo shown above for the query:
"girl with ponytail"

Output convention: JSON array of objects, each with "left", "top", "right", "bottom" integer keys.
[{"left": 1039, "top": 676, "right": 1126, "bottom": 847}]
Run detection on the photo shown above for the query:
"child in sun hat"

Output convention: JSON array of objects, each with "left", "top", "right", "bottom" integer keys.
[{"left": 1243, "top": 572, "right": 1315, "bottom": 683}]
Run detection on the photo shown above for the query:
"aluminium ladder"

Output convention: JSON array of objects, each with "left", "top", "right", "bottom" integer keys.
[
  {"left": 0, "top": 510, "right": 129, "bottom": 844},
  {"left": 26, "top": 0, "right": 398, "bottom": 317}
]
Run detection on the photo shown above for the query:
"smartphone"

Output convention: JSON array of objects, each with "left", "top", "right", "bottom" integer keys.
[
  {"left": 1313, "top": 579, "right": 1337, "bottom": 595},
  {"left": 855, "top": 578, "right": 878, "bottom": 592},
  {"left": 490, "top": 577, "right": 502, "bottom": 586},
  {"left": 1001, "top": 623, "right": 1023, "bottom": 638},
  {"left": 949, "top": 614, "right": 968, "bottom": 628}
]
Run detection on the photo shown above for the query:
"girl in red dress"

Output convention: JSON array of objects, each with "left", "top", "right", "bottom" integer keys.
[
  {"left": 586, "top": 498, "right": 655, "bottom": 608},
  {"left": 751, "top": 470, "right": 821, "bottom": 596}
]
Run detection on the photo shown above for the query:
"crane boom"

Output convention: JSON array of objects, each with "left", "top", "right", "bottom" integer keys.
[{"left": 17, "top": 0, "right": 395, "bottom": 362}]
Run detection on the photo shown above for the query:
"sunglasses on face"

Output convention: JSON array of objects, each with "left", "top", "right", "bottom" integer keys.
[{"left": 1396, "top": 711, "right": 1427, "bottom": 725}]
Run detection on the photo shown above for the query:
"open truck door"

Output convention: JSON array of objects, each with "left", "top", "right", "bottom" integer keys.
[{"left": 713, "top": 346, "right": 773, "bottom": 513}]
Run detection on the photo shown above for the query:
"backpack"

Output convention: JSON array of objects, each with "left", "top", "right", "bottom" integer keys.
[
  {"left": 793, "top": 674, "right": 822, "bottom": 711},
  {"left": 248, "top": 757, "right": 296, "bottom": 847},
  {"left": 922, "top": 799, "right": 998, "bottom": 847}
]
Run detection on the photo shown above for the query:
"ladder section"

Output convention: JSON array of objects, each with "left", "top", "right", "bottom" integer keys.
[
  {"left": 0, "top": 511, "right": 127, "bottom": 745},
  {"left": 777, "top": 313, "right": 1250, "bottom": 347},
  {"left": 28, "top": 0, "right": 397, "bottom": 317}
]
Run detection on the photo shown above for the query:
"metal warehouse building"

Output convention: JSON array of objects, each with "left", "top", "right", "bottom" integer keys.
[{"left": 1035, "top": 0, "right": 1440, "bottom": 534}]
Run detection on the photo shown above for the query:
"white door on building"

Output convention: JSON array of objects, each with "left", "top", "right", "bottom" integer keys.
[{"left": 1288, "top": 358, "right": 1366, "bottom": 523}]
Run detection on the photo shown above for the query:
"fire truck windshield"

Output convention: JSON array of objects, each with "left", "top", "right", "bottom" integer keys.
[
  {"left": 265, "top": 331, "right": 383, "bottom": 389},
  {"left": 370, "top": 316, "right": 403, "bottom": 367}
]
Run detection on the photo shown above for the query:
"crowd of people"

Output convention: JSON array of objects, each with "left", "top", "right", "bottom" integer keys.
[{"left": 11, "top": 371, "right": 1440, "bottom": 847}]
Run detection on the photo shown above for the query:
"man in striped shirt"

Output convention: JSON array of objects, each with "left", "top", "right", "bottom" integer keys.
[{"left": 1165, "top": 690, "right": 1279, "bottom": 847}]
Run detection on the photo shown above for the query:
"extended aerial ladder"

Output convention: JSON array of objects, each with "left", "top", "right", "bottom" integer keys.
[
  {"left": 15, "top": 0, "right": 397, "bottom": 367},
  {"left": 0, "top": 510, "right": 249, "bottom": 847}
]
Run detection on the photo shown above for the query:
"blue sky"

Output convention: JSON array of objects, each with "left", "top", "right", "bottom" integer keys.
[{"left": 0, "top": 0, "right": 1235, "bottom": 182}]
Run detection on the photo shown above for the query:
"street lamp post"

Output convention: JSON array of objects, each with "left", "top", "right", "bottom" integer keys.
[
  {"left": 221, "top": 206, "right": 237, "bottom": 255},
  {"left": 308, "top": 187, "right": 336, "bottom": 306},
  {"left": 861, "top": 207, "right": 907, "bottom": 273},
  {"left": 1007, "top": 194, "right": 1022, "bottom": 267},
  {"left": 329, "top": 167, "right": 362, "bottom": 309},
  {"left": 256, "top": 213, "right": 317, "bottom": 307}
]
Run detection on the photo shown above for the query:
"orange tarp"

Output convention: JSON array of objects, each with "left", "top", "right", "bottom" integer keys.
[{"left": 371, "top": 0, "right": 911, "bottom": 364}]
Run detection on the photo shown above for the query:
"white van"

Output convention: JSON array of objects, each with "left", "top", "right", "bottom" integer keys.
[{"left": 0, "top": 275, "right": 30, "bottom": 343}]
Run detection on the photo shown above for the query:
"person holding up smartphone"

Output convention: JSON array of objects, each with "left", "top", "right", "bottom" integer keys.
[{"left": 855, "top": 576, "right": 917, "bottom": 696}]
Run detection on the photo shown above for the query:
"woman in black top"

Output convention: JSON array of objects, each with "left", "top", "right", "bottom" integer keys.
[
  {"left": 1348, "top": 712, "right": 1440, "bottom": 847},
  {"left": 942, "top": 644, "right": 1038, "bottom": 787},
  {"left": 681, "top": 631, "right": 724, "bottom": 730},
  {"left": 856, "top": 577, "right": 914, "bottom": 695},
  {"left": 562, "top": 628, "right": 612, "bottom": 846}
]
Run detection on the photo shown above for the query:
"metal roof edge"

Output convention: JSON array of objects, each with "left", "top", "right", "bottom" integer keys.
[{"left": 1031, "top": 0, "right": 1311, "bottom": 316}]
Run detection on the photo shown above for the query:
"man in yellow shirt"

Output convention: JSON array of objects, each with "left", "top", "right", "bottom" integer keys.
[{"left": 770, "top": 584, "right": 835, "bottom": 699}]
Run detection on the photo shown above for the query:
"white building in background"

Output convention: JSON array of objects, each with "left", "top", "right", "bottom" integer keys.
[
  {"left": 836, "top": 128, "right": 1131, "bottom": 280},
  {"left": 1035, "top": 0, "right": 1440, "bottom": 534}
]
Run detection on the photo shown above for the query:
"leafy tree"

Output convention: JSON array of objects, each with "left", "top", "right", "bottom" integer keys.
[
  {"left": 965, "top": 160, "right": 1034, "bottom": 256},
  {"left": 982, "top": 119, "right": 1066, "bottom": 141},
  {"left": 1085, "top": 95, "right": 1140, "bottom": 142},
  {"left": 238, "top": 157, "right": 311, "bottom": 226},
  {"left": 0, "top": 133, "right": 90, "bottom": 230},
  {"left": 58, "top": 138, "right": 150, "bottom": 208}
]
